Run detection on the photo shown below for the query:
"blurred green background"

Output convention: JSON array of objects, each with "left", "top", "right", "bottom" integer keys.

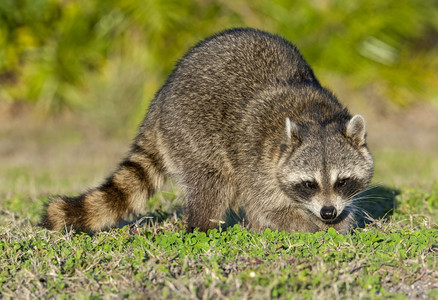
[
  {"left": 1, "top": 0, "right": 438, "bottom": 116},
  {"left": 1, "top": 0, "right": 438, "bottom": 192}
]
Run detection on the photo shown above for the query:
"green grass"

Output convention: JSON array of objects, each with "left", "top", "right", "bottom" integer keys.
[{"left": 1, "top": 182, "right": 437, "bottom": 299}]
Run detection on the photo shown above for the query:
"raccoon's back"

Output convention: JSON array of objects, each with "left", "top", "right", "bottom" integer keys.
[
  {"left": 158, "top": 28, "right": 317, "bottom": 115},
  {"left": 145, "top": 28, "right": 319, "bottom": 155}
]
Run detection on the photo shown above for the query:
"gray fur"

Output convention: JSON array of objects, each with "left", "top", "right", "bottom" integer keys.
[{"left": 41, "top": 28, "right": 373, "bottom": 233}]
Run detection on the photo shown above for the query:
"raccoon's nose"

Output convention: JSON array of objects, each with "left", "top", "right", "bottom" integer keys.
[{"left": 320, "top": 206, "right": 337, "bottom": 220}]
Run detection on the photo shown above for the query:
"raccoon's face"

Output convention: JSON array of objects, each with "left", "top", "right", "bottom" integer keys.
[{"left": 277, "top": 115, "right": 374, "bottom": 224}]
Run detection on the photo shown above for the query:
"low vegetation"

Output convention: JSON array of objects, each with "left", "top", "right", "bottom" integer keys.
[{"left": 1, "top": 183, "right": 437, "bottom": 299}]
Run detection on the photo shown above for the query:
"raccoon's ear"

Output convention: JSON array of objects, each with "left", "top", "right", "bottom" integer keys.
[
  {"left": 285, "top": 117, "right": 301, "bottom": 145},
  {"left": 345, "top": 114, "right": 367, "bottom": 147}
]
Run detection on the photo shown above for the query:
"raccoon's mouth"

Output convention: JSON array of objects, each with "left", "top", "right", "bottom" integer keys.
[{"left": 319, "top": 209, "right": 350, "bottom": 224}]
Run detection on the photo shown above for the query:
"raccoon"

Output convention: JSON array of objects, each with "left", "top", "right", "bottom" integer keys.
[{"left": 40, "top": 28, "right": 374, "bottom": 234}]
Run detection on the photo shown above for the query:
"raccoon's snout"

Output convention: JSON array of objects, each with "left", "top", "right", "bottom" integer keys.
[{"left": 320, "top": 206, "right": 337, "bottom": 220}]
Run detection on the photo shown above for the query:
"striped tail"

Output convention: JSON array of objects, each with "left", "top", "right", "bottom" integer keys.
[{"left": 40, "top": 144, "right": 166, "bottom": 232}]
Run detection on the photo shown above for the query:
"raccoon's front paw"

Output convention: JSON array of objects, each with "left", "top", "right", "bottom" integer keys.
[
  {"left": 297, "top": 221, "right": 321, "bottom": 233},
  {"left": 332, "top": 220, "right": 353, "bottom": 234},
  {"left": 331, "top": 210, "right": 354, "bottom": 234}
]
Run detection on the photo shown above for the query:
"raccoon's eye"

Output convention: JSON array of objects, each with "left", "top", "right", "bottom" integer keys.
[
  {"left": 335, "top": 178, "right": 349, "bottom": 188},
  {"left": 303, "top": 181, "right": 318, "bottom": 190}
]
